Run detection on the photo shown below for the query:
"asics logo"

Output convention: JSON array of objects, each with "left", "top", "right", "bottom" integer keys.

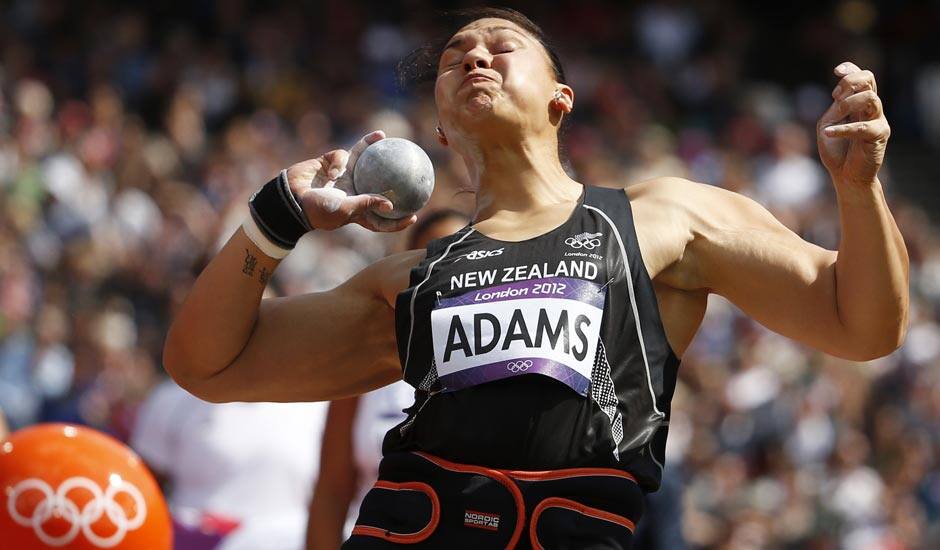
[
  {"left": 460, "top": 248, "right": 504, "bottom": 261},
  {"left": 506, "top": 359, "right": 533, "bottom": 373},
  {"left": 7, "top": 476, "right": 148, "bottom": 548},
  {"left": 564, "top": 232, "right": 603, "bottom": 250}
]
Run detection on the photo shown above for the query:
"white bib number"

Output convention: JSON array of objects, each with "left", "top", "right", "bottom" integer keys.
[{"left": 430, "top": 277, "right": 605, "bottom": 396}]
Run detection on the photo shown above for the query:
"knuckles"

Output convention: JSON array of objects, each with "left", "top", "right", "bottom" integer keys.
[
  {"left": 835, "top": 89, "right": 883, "bottom": 120},
  {"left": 836, "top": 69, "right": 878, "bottom": 98},
  {"left": 873, "top": 120, "right": 891, "bottom": 141},
  {"left": 840, "top": 69, "right": 875, "bottom": 89}
]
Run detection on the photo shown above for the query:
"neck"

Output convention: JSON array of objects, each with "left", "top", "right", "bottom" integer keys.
[{"left": 461, "top": 133, "right": 581, "bottom": 222}]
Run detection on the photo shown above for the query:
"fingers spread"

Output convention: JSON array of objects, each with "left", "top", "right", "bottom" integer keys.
[
  {"left": 300, "top": 186, "right": 349, "bottom": 214},
  {"left": 343, "top": 193, "right": 417, "bottom": 232},
  {"left": 285, "top": 158, "right": 323, "bottom": 190},
  {"left": 343, "top": 193, "right": 393, "bottom": 220},
  {"left": 362, "top": 129, "right": 386, "bottom": 146},
  {"left": 359, "top": 211, "right": 418, "bottom": 233},
  {"left": 281, "top": 130, "right": 416, "bottom": 233},
  {"left": 346, "top": 130, "right": 385, "bottom": 170},
  {"left": 314, "top": 149, "right": 350, "bottom": 187},
  {"left": 336, "top": 130, "right": 386, "bottom": 194}
]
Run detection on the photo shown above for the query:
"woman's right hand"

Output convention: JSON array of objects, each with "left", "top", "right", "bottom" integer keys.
[{"left": 286, "top": 130, "right": 419, "bottom": 232}]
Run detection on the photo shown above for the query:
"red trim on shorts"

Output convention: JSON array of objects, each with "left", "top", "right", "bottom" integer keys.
[
  {"left": 413, "top": 451, "right": 525, "bottom": 549},
  {"left": 351, "top": 480, "right": 440, "bottom": 544},
  {"left": 502, "top": 466, "right": 637, "bottom": 484},
  {"left": 529, "top": 497, "right": 636, "bottom": 550}
]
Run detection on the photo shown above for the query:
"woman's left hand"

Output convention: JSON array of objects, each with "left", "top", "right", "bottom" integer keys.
[{"left": 816, "top": 62, "right": 891, "bottom": 187}]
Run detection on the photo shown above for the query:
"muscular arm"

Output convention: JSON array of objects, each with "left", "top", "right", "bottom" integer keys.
[
  {"left": 163, "top": 226, "right": 423, "bottom": 402},
  {"left": 651, "top": 176, "right": 908, "bottom": 361}
]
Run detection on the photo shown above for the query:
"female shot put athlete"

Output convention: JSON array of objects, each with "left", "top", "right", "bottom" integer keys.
[{"left": 164, "top": 7, "right": 908, "bottom": 549}]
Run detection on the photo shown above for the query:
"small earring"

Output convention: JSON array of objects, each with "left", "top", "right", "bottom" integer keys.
[{"left": 436, "top": 126, "right": 444, "bottom": 137}]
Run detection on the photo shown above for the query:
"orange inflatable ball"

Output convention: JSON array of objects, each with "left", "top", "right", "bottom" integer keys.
[{"left": 0, "top": 423, "right": 171, "bottom": 549}]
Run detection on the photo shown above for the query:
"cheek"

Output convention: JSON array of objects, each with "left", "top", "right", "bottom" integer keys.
[
  {"left": 434, "top": 80, "right": 457, "bottom": 128},
  {"left": 497, "top": 57, "right": 549, "bottom": 105},
  {"left": 435, "top": 71, "right": 460, "bottom": 102},
  {"left": 434, "top": 79, "right": 451, "bottom": 112}
]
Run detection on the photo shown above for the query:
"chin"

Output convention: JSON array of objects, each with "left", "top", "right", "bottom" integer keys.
[
  {"left": 456, "top": 94, "right": 518, "bottom": 135},
  {"left": 463, "top": 91, "right": 497, "bottom": 116}
]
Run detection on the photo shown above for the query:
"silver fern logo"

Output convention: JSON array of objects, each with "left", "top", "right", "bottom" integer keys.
[{"left": 564, "top": 232, "right": 603, "bottom": 250}]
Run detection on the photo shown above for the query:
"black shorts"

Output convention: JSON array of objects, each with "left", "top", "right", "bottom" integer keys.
[{"left": 343, "top": 451, "right": 645, "bottom": 550}]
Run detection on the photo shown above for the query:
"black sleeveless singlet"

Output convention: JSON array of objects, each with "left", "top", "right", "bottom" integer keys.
[{"left": 387, "top": 184, "right": 681, "bottom": 493}]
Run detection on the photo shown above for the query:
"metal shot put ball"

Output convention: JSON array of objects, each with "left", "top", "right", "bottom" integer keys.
[{"left": 352, "top": 137, "right": 435, "bottom": 219}]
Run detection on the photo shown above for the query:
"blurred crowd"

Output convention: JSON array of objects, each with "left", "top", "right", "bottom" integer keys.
[{"left": 0, "top": 0, "right": 938, "bottom": 548}]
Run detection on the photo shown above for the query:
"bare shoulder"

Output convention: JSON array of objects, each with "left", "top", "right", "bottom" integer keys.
[
  {"left": 623, "top": 176, "right": 784, "bottom": 289},
  {"left": 624, "top": 176, "right": 817, "bottom": 291},
  {"left": 621, "top": 177, "right": 715, "bottom": 355},
  {"left": 626, "top": 176, "right": 785, "bottom": 232},
  {"left": 621, "top": 177, "right": 699, "bottom": 286},
  {"left": 625, "top": 175, "right": 732, "bottom": 209},
  {"left": 623, "top": 176, "right": 707, "bottom": 234},
  {"left": 345, "top": 248, "right": 426, "bottom": 309}
]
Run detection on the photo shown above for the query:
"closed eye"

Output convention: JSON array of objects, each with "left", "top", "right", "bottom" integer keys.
[{"left": 440, "top": 43, "right": 516, "bottom": 70}]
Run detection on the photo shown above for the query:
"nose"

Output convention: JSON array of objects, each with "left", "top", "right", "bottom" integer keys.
[{"left": 462, "top": 47, "right": 492, "bottom": 72}]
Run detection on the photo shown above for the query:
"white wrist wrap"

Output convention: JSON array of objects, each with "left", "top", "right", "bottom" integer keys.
[{"left": 242, "top": 214, "right": 292, "bottom": 259}]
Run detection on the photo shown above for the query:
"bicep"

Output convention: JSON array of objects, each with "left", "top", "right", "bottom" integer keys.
[
  {"left": 188, "top": 261, "right": 409, "bottom": 403},
  {"left": 240, "top": 288, "right": 401, "bottom": 400},
  {"left": 684, "top": 182, "right": 851, "bottom": 355}
]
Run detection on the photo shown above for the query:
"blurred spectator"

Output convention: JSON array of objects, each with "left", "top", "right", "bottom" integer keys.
[
  {"left": 0, "top": 406, "right": 8, "bottom": 440},
  {"left": 131, "top": 381, "right": 328, "bottom": 550},
  {"left": 754, "top": 122, "right": 825, "bottom": 215}
]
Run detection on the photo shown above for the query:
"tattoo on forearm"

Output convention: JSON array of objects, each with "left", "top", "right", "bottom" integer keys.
[
  {"left": 242, "top": 249, "right": 257, "bottom": 277},
  {"left": 259, "top": 266, "right": 270, "bottom": 286}
]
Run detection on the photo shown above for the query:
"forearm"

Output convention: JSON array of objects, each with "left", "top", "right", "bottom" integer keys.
[
  {"left": 307, "top": 485, "right": 355, "bottom": 549},
  {"left": 833, "top": 177, "right": 910, "bottom": 356},
  {"left": 307, "top": 397, "right": 359, "bottom": 549},
  {"left": 163, "top": 226, "right": 280, "bottom": 384}
]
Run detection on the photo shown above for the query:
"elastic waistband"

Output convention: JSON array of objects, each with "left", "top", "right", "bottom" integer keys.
[
  {"left": 346, "top": 451, "right": 644, "bottom": 549},
  {"left": 412, "top": 450, "right": 638, "bottom": 484}
]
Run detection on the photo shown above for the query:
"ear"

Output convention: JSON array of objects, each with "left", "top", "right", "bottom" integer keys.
[
  {"left": 436, "top": 124, "right": 449, "bottom": 147},
  {"left": 552, "top": 85, "right": 574, "bottom": 114}
]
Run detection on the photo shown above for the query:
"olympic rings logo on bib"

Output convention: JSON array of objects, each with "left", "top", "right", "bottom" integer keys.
[
  {"left": 7, "top": 476, "right": 148, "bottom": 548},
  {"left": 506, "top": 360, "right": 533, "bottom": 373}
]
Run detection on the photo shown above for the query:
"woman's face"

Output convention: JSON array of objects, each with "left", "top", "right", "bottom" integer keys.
[{"left": 434, "top": 18, "right": 564, "bottom": 147}]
